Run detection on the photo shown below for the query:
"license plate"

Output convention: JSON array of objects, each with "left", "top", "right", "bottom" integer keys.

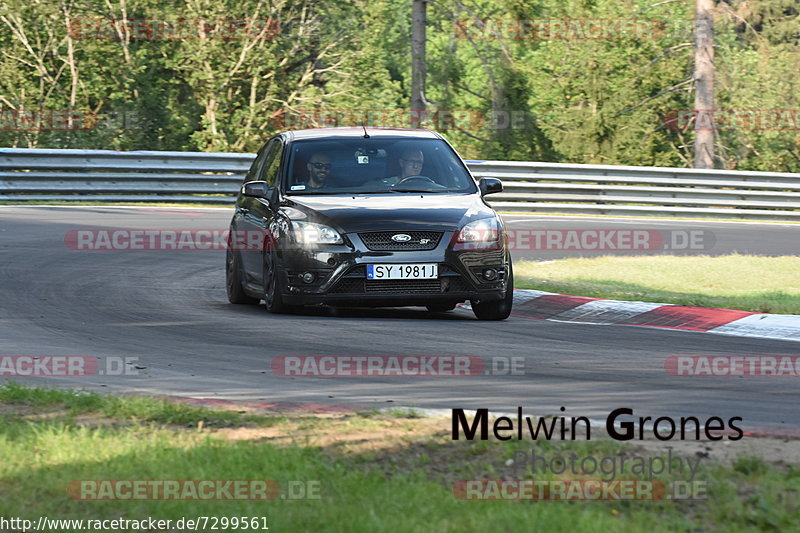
[{"left": 367, "top": 263, "right": 438, "bottom": 280}]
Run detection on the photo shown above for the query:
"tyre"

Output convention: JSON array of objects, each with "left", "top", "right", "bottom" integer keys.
[
  {"left": 226, "top": 247, "right": 260, "bottom": 305},
  {"left": 427, "top": 303, "right": 457, "bottom": 313},
  {"left": 471, "top": 262, "right": 513, "bottom": 320},
  {"left": 263, "top": 251, "right": 294, "bottom": 314}
]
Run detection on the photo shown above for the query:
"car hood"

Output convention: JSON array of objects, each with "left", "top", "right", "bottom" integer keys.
[{"left": 282, "top": 193, "right": 496, "bottom": 233}]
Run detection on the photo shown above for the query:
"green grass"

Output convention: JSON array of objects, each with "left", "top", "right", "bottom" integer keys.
[
  {"left": 515, "top": 254, "right": 800, "bottom": 314},
  {"left": 0, "top": 382, "right": 275, "bottom": 427},
  {"left": 1, "top": 383, "right": 798, "bottom": 532}
]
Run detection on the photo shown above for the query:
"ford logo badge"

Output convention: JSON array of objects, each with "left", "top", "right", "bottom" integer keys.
[{"left": 391, "top": 233, "right": 412, "bottom": 242}]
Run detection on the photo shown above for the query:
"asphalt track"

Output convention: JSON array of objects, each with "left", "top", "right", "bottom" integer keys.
[{"left": 1, "top": 206, "right": 799, "bottom": 434}]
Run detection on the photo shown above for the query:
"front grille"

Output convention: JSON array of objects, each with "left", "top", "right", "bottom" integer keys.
[
  {"left": 365, "top": 279, "right": 442, "bottom": 293},
  {"left": 330, "top": 278, "right": 365, "bottom": 293},
  {"left": 329, "top": 273, "right": 472, "bottom": 295},
  {"left": 359, "top": 231, "right": 443, "bottom": 251},
  {"left": 442, "top": 276, "right": 469, "bottom": 292}
]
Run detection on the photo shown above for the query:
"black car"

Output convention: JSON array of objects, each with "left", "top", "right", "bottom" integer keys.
[{"left": 225, "top": 127, "right": 513, "bottom": 320}]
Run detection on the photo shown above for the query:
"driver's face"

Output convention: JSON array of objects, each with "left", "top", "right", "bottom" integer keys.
[
  {"left": 399, "top": 151, "right": 424, "bottom": 178},
  {"left": 307, "top": 154, "right": 332, "bottom": 186}
]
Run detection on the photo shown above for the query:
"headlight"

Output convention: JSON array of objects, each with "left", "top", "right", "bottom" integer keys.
[
  {"left": 456, "top": 217, "right": 501, "bottom": 243},
  {"left": 292, "top": 221, "right": 343, "bottom": 245}
]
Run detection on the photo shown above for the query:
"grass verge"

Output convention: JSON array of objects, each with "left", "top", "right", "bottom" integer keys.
[
  {"left": 515, "top": 254, "right": 800, "bottom": 314},
  {"left": 1, "top": 383, "right": 798, "bottom": 532}
]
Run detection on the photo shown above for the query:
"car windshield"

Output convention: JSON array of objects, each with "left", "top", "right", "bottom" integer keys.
[{"left": 284, "top": 138, "right": 477, "bottom": 195}]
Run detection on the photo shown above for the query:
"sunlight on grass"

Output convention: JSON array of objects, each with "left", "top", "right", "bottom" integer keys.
[{"left": 515, "top": 255, "right": 800, "bottom": 314}]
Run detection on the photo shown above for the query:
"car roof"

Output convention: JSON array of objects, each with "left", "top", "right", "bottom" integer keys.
[{"left": 281, "top": 127, "right": 443, "bottom": 142}]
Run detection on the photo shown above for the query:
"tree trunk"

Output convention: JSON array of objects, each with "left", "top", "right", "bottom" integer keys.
[
  {"left": 411, "top": 0, "right": 426, "bottom": 128},
  {"left": 694, "top": 0, "right": 715, "bottom": 168}
]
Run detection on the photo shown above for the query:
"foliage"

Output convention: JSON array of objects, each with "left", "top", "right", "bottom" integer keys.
[{"left": 0, "top": 0, "right": 797, "bottom": 170}]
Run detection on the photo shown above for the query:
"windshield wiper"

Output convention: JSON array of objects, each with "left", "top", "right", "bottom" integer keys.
[{"left": 390, "top": 188, "right": 445, "bottom": 193}]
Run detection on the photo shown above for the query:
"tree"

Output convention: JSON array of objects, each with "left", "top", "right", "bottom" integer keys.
[{"left": 694, "top": 0, "right": 715, "bottom": 168}]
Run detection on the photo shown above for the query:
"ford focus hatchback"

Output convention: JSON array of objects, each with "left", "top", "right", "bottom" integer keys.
[{"left": 226, "top": 127, "right": 513, "bottom": 320}]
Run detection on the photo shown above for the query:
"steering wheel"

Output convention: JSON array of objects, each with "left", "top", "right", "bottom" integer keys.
[{"left": 395, "top": 175, "right": 435, "bottom": 185}]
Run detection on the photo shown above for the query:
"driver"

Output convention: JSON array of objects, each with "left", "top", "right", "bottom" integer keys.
[
  {"left": 395, "top": 149, "right": 424, "bottom": 184},
  {"left": 370, "top": 149, "right": 425, "bottom": 188}
]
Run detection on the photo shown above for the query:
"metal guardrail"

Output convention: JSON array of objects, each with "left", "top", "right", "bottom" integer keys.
[
  {"left": 468, "top": 160, "right": 800, "bottom": 220},
  {"left": 0, "top": 148, "right": 250, "bottom": 204},
  {"left": 2, "top": 147, "right": 800, "bottom": 220}
]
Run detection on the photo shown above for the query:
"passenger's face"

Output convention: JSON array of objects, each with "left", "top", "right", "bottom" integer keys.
[
  {"left": 307, "top": 155, "right": 332, "bottom": 185},
  {"left": 400, "top": 151, "right": 424, "bottom": 178}
]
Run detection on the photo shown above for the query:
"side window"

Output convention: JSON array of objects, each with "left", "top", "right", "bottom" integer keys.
[{"left": 259, "top": 139, "right": 284, "bottom": 187}]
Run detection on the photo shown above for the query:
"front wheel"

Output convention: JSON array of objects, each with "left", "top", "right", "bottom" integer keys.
[
  {"left": 471, "top": 263, "right": 513, "bottom": 320},
  {"left": 263, "top": 251, "right": 294, "bottom": 314}
]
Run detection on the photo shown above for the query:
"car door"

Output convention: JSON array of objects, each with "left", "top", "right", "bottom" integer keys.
[
  {"left": 240, "top": 137, "right": 284, "bottom": 284},
  {"left": 233, "top": 143, "right": 268, "bottom": 284}
]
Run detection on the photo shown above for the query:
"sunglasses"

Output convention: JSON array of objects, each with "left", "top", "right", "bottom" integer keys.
[{"left": 310, "top": 162, "right": 332, "bottom": 170}]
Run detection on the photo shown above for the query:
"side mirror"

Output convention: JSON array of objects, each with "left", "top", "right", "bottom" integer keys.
[
  {"left": 242, "top": 181, "right": 269, "bottom": 198},
  {"left": 479, "top": 177, "right": 503, "bottom": 196}
]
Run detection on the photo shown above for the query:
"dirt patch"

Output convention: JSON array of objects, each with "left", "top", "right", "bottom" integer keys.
[
  {"left": 0, "top": 403, "right": 38, "bottom": 416},
  {"left": 214, "top": 414, "right": 446, "bottom": 454},
  {"left": 635, "top": 435, "right": 800, "bottom": 467}
]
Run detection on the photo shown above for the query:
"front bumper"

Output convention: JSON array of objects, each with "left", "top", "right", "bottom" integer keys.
[{"left": 278, "top": 230, "right": 509, "bottom": 307}]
